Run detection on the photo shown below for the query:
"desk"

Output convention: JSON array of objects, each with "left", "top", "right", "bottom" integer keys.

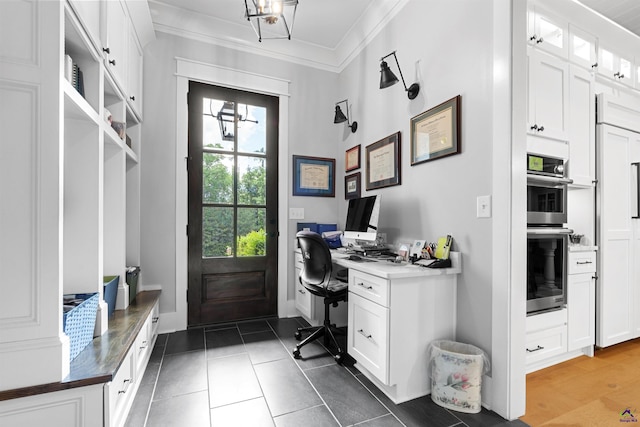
[{"left": 294, "top": 249, "right": 461, "bottom": 404}]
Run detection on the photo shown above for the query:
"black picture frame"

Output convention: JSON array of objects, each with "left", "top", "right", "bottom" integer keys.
[
  {"left": 410, "top": 95, "right": 461, "bottom": 165},
  {"left": 292, "top": 155, "right": 336, "bottom": 197},
  {"left": 345, "top": 172, "right": 361, "bottom": 200},
  {"left": 365, "top": 131, "right": 401, "bottom": 190}
]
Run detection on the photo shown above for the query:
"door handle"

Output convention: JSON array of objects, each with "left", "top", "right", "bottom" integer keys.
[{"left": 632, "top": 162, "right": 639, "bottom": 219}]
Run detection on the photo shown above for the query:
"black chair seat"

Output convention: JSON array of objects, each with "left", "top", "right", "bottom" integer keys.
[{"left": 294, "top": 230, "right": 348, "bottom": 364}]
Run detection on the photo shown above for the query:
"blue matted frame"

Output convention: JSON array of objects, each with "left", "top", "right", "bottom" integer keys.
[{"left": 292, "top": 155, "right": 336, "bottom": 197}]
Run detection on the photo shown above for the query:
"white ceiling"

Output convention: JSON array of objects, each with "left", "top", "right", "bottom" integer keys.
[{"left": 147, "top": 0, "right": 640, "bottom": 72}]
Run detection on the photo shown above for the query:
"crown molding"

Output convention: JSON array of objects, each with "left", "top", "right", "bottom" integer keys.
[{"left": 149, "top": 0, "right": 409, "bottom": 73}]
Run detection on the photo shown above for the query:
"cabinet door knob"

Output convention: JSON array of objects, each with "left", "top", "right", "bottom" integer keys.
[
  {"left": 536, "top": 37, "right": 544, "bottom": 44},
  {"left": 591, "top": 62, "right": 598, "bottom": 69},
  {"left": 529, "top": 35, "right": 538, "bottom": 42},
  {"left": 109, "top": 59, "right": 116, "bottom": 66},
  {"left": 538, "top": 125, "right": 544, "bottom": 132},
  {"left": 130, "top": 95, "right": 136, "bottom": 101},
  {"left": 103, "top": 47, "right": 110, "bottom": 54}
]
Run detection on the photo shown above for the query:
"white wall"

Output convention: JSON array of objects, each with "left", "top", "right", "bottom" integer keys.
[{"left": 337, "top": 0, "right": 496, "bottom": 354}]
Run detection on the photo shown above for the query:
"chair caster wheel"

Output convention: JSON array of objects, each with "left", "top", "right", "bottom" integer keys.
[
  {"left": 334, "top": 353, "right": 344, "bottom": 365},
  {"left": 294, "top": 331, "right": 302, "bottom": 340},
  {"left": 293, "top": 348, "right": 301, "bottom": 359}
]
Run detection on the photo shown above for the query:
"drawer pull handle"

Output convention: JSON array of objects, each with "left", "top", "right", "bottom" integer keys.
[
  {"left": 118, "top": 379, "right": 132, "bottom": 394},
  {"left": 357, "top": 282, "right": 373, "bottom": 290},
  {"left": 526, "top": 345, "right": 544, "bottom": 353},
  {"left": 152, "top": 317, "right": 159, "bottom": 323},
  {"left": 576, "top": 261, "right": 593, "bottom": 265},
  {"left": 357, "top": 329, "right": 372, "bottom": 339}
]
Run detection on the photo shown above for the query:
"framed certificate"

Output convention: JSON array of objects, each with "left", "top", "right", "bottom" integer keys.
[
  {"left": 292, "top": 155, "right": 335, "bottom": 197},
  {"left": 345, "top": 172, "right": 361, "bottom": 200},
  {"left": 365, "top": 131, "right": 401, "bottom": 190},
  {"left": 345, "top": 144, "right": 361, "bottom": 172},
  {"left": 410, "top": 95, "right": 461, "bottom": 165}
]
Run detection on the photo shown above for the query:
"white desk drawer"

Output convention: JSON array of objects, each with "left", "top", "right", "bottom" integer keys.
[
  {"left": 525, "top": 325, "right": 567, "bottom": 365},
  {"left": 348, "top": 292, "right": 389, "bottom": 384},
  {"left": 568, "top": 251, "right": 596, "bottom": 274},
  {"left": 349, "top": 270, "right": 390, "bottom": 307}
]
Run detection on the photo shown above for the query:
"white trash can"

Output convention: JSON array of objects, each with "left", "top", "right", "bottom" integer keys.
[{"left": 427, "top": 340, "right": 490, "bottom": 414}]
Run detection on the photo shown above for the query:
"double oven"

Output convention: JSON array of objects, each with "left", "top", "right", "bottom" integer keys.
[{"left": 526, "top": 154, "right": 573, "bottom": 314}]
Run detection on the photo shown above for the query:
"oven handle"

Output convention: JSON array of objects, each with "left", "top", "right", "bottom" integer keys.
[
  {"left": 632, "top": 162, "right": 640, "bottom": 219},
  {"left": 527, "top": 174, "right": 573, "bottom": 185},
  {"left": 527, "top": 228, "right": 574, "bottom": 235}
]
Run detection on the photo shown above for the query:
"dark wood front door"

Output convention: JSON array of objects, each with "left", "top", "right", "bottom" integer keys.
[{"left": 187, "top": 81, "right": 278, "bottom": 326}]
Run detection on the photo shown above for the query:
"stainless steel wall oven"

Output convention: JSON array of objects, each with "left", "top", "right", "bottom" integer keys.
[
  {"left": 527, "top": 154, "right": 572, "bottom": 226},
  {"left": 527, "top": 227, "right": 571, "bottom": 314}
]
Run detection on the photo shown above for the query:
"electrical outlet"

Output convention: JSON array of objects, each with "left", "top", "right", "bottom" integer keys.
[
  {"left": 477, "top": 195, "right": 491, "bottom": 218},
  {"left": 289, "top": 208, "right": 305, "bottom": 219}
]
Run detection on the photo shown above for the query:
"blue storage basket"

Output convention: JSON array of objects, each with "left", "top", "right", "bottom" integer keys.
[
  {"left": 103, "top": 275, "right": 119, "bottom": 317},
  {"left": 63, "top": 293, "right": 99, "bottom": 361}
]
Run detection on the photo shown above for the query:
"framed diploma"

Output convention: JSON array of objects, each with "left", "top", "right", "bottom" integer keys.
[
  {"left": 345, "top": 172, "right": 361, "bottom": 200},
  {"left": 365, "top": 131, "right": 401, "bottom": 190},
  {"left": 410, "top": 95, "right": 461, "bottom": 165},
  {"left": 292, "top": 155, "right": 336, "bottom": 197},
  {"left": 345, "top": 144, "right": 361, "bottom": 172}
]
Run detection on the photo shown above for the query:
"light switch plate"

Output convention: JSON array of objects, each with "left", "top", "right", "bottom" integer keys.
[
  {"left": 289, "top": 208, "right": 305, "bottom": 219},
  {"left": 477, "top": 195, "right": 491, "bottom": 218}
]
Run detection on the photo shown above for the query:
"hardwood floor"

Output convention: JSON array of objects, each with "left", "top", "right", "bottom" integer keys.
[{"left": 520, "top": 338, "right": 640, "bottom": 426}]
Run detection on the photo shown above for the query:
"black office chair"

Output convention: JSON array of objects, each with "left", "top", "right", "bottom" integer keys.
[{"left": 293, "top": 230, "right": 348, "bottom": 364}]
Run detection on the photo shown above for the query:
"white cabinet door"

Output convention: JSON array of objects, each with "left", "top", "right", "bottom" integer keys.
[
  {"left": 528, "top": 6, "right": 568, "bottom": 58},
  {"left": 127, "top": 19, "right": 143, "bottom": 117},
  {"left": 597, "top": 45, "right": 634, "bottom": 88},
  {"left": 596, "top": 124, "right": 640, "bottom": 347},
  {"left": 567, "top": 272, "right": 595, "bottom": 351},
  {"left": 528, "top": 49, "right": 569, "bottom": 142},
  {"left": 347, "top": 292, "right": 389, "bottom": 384},
  {"left": 568, "top": 24, "right": 598, "bottom": 71},
  {"left": 69, "top": 0, "right": 101, "bottom": 53},
  {"left": 103, "top": 0, "right": 128, "bottom": 94},
  {"left": 568, "top": 65, "right": 595, "bottom": 186}
]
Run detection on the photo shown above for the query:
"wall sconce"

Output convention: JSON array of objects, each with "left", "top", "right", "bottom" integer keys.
[
  {"left": 334, "top": 99, "right": 358, "bottom": 133},
  {"left": 379, "top": 51, "right": 420, "bottom": 100}
]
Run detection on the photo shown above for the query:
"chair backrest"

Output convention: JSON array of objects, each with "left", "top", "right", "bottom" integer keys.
[{"left": 296, "top": 230, "right": 332, "bottom": 286}]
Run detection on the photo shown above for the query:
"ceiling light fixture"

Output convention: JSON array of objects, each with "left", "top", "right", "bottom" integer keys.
[
  {"left": 379, "top": 51, "right": 420, "bottom": 100},
  {"left": 334, "top": 99, "right": 357, "bottom": 133},
  {"left": 244, "top": 0, "right": 298, "bottom": 42}
]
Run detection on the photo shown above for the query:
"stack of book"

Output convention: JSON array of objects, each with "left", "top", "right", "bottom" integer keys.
[{"left": 64, "top": 54, "right": 85, "bottom": 98}]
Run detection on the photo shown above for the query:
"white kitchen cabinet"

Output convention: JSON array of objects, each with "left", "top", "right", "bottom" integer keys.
[
  {"left": 597, "top": 45, "right": 634, "bottom": 88},
  {"left": 567, "top": 251, "right": 596, "bottom": 351},
  {"left": 294, "top": 253, "right": 312, "bottom": 320},
  {"left": 527, "top": 5, "right": 568, "bottom": 58},
  {"left": 525, "top": 308, "right": 567, "bottom": 372},
  {"left": 527, "top": 49, "right": 569, "bottom": 142},
  {"left": 596, "top": 93, "right": 640, "bottom": 347},
  {"left": 69, "top": 0, "right": 101, "bottom": 53},
  {"left": 126, "top": 18, "right": 143, "bottom": 118},
  {"left": 596, "top": 117, "right": 640, "bottom": 347},
  {"left": 345, "top": 264, "right": 458, "bottom": 404},
  {"left": 567, "top": 64, "right": 595, "bottom": 186},
  {"left": 102, "top": 0, "right": 128, "bottom": 95},
  {"left": 568, "top": 24, "right": 598, "bottom": 71}
]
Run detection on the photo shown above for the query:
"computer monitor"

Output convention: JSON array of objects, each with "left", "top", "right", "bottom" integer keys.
[{"left": 343, "top": 195, "right": 380, "bottom": 242}]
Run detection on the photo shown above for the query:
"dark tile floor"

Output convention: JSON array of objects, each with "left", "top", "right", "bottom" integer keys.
[{"left": 124, "top": 317, "right": 529, "bottom": 427}]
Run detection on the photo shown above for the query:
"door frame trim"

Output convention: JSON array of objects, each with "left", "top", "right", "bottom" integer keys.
[{"left": 173, "top": 57, "right": 291, "bottom": 331}]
